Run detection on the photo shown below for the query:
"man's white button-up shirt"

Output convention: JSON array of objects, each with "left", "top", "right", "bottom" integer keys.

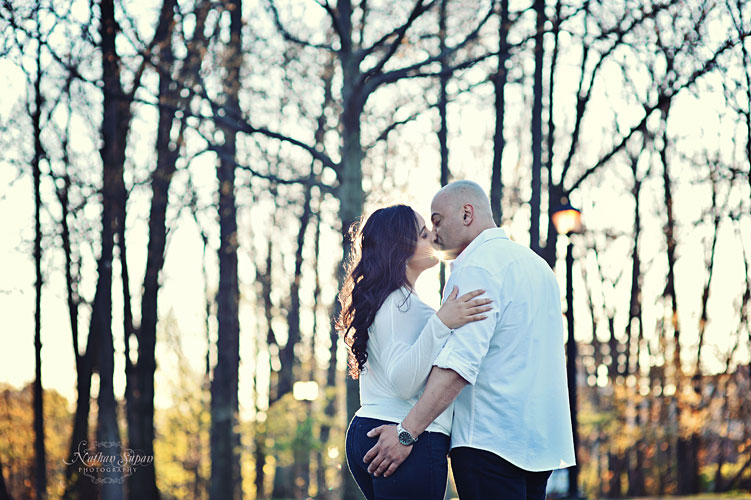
[{"left": 433, "top": 228, "right": 576, "bottom": 471}]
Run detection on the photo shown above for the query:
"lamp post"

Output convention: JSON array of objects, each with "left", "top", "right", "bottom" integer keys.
[{"left": 551, "top": 202, "right": 582, "bottom": 499}]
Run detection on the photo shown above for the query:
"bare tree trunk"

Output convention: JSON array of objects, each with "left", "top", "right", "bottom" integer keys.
[
  {"left": 0, "top": 459, "right": 11, "bottom": 500},
  {"left": 254, "top": 203, "right": 277, "bottom": 498},
  {"left": 124, "top": 3, "right": 181, "bottom": 500},
  {"left": 31, "top": 8, "right": 47, "bottom": 496},
  {"left": 57, "top": 78, "right": 97, "bottom": 500},
  {"left": 250, "top": 201, "right": 278, "bottom": 499},
  {"left": 278, "top": 185, "right": 313, "bottom": 401},
  {"left": 307, "top": 191, "right": 336, "bottom": 500},
  {"left": 737, "top": 0, "right": 751, "bottom": 196},
  {"left": 696, "top": 168, "right": 721, "bottom": 374},
  {"left": 310, "top": 206, "right": 330, "bottom": 498},
  {"left": 438, "top": 0, "right": 451, "bottom": 293},
  {"left": 437, "top": 0, "right": 450, "bottom": 190},
  {"left": 608, "top": 452, "right": 623, "bottom": 498},
  {"left": 210, "top": 1, "right": 243, "bottom": 498},
  {"left": 285, "top": 181, "right": 314, "bottom": 498},
  {"left": 62, "top": 290, "right": 98, "bottom": 500},
  {"left": 253, "top": 375, "right": 266, "bottom": 500},
  {"left": 97, "top": 0, "right": 129, "bottom": 496},
  {"left": 679, "top": 164, "right": 722, "bottom": 495},
  {"left": 490, "top": 0, "right": 509, "bottom": 228},
  {"left": 713, "top": 375, "right": 731, "bottom": 492},
  {"left": 529, "top": 0, "right": 545, "bottom": 255},
  {"left": 337, "top": 2, "right": 367, "bottom": 498},
  {"left": 625, "top": 153, "right": 646, "bottom": 497},
  {"left": 95, "top": 141, "right": 125, "bottom": 499},
  {"left": 63, "top": 0, "right": 143, "bottom": 494},
  {"left": 253, "top": 380, "right": 266, "bottom": 500},
  {"left": 735, "top": 219, "right": 751, "bottom": 401},
  {"left": 262, "top": 185, "right": 280, "bottom": 403},
  {"left": 542, "top": 0, "right": 561, "bottom": 267},
  {"left": 658, "top": 105, "right": 696, "bottom": 495},
  {"left": 661, "top": 116, "right": 679, "bottom": 342},
  {"left": 58, "top": 181, "right": 85, "bottom": 498}
]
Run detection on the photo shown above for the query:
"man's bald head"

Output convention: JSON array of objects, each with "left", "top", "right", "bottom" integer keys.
[
  {"left": 433, "top": 180, "right": 493, "bottom": 218},
  {"left": 430, "top": 180, "right": 496, "bottom": 258}
]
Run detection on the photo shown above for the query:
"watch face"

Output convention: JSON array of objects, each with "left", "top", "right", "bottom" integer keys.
[{"left": 398, "top": 430, "right": 413, "bottom": 445}]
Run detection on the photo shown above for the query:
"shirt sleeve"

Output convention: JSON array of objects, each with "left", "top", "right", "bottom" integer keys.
[
  {"left": 381, "top": 299, "right": 453, "bottom": 400},
  {"left": 433, "top": 265, "right": 502, "bottom": 385}
]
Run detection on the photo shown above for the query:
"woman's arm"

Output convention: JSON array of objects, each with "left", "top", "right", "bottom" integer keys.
[
  {"left": 384, "top": 312, "right": 453, "bottom": 400},
  {"left": 383, "top": 287, "right": 491, "bottom": 400}
]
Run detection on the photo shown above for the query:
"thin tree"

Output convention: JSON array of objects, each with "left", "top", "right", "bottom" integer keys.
[
  {"left": 30, "top": 0, "right": 47, "bottom": 497},
  {"left": 309, "top": 198, "right": 333, "bottom": 498},
  {"left": 254, "top": 185, "right": 278, "bottom": 497},
  {"left": 656, "top": 102, "right": 685, "bottom": 494},
  {"left": 209, "top": 0, "right": 244, "bottom": 497},
  {"left": 529, "top": 0, "right": 544, "bottom": 254},
  {"left": 437, "top": 0, "right": 452, "bottom": 293},
  {"left": 95, "top": 0, "right": 132, "bottom": 495},
  {"left": 123, "top": 2, "right": 179, "bottom": 499},
  {"left": 59, "top": 80, "right": 98, "bottom": 499},
  {"left": 0, "top": 458, "right": 11, "bottom": 500},
  {"left": 624, "top": 141, "right": 650, "bottom": 498},
  {"left": 490, "top": 0, "right": 510, "bottom": 227}
]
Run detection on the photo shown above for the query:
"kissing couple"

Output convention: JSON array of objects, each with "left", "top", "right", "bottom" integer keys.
[{"left": 337, "top": 180, "right": 576, "bottom": 500}]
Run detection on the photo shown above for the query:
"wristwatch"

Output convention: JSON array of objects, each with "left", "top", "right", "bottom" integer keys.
[{"left": 396, "top": 422, "right": 418, "bottom": 446}]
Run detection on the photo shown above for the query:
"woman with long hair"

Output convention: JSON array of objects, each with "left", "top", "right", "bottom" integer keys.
[{"left": 338, "top": 204, "right": 492, "bottom": 500}]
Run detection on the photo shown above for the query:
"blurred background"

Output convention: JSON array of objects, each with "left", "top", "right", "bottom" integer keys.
[{"left": 0, "top": 0, "right": 750, "bottom": 499}]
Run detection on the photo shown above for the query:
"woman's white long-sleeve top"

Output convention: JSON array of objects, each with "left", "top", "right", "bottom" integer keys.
[{"left": 354, "top": 287, "right": 454, "bottom": 435}]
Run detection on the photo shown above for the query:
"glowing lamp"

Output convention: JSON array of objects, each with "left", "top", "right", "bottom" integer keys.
[{"left": 551, "top": 203, "right": 582, "bottom": 236}]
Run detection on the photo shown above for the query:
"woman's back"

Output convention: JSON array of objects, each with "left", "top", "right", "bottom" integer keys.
[{"left": 356, "top": 287, "right": 453, "bottom": 435}]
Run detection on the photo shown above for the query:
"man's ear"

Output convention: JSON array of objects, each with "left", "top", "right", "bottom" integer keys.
[{"left": 462, "top": 204, "right": 475, "bottom": 226}]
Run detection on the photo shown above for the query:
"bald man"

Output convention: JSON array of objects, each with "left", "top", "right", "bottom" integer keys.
[{"left": 363, "top": 180, "right": 575, "bottom": 500}]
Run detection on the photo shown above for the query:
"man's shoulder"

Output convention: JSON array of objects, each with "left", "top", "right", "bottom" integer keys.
[
  {"left": 466, "top": 236, "right": 532, "bottom": 265},
  {"left": 466, "top": 238, "right": 552, "bottom": 279}
]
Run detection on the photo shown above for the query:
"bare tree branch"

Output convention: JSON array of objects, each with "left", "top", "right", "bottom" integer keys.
[
  {"left": 357, "top": 0, "right": 436, "bottom": 66},
  {"left": 364, "top": 110, "right": 422, "bottom": 150},
  {"left": 266, "top": 0, "right": 336, "bottom": 51},
  {"left": 567, "top": 30, "right": 751, "bottom": 194},
  {"left": 365, "top": 1, "right": 495, "bottom": 91},
  {"left": 559, "top": 0, "right": 681, "bottom": 184}
]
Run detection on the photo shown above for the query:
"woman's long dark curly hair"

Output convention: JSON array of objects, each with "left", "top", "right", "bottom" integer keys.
[{"left": 336, "top": 205, "right": 420, "bottom": 379}]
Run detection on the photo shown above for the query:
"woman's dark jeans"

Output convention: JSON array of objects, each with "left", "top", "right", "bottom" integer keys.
[{"left": 346, "top": 416, "right": 450, "bottom": 500}]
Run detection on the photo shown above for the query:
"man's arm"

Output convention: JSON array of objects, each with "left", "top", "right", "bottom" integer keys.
[
  {"left": 362, "top": 366, "right": 468, "bottom": 477},
  {"left": 401, "top": 366, "right": 467, "bottom": 439}
]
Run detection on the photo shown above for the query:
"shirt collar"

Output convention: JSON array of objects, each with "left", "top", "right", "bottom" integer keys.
[{"left": 449, "top": 227, "right": 508, "bottom": 271}]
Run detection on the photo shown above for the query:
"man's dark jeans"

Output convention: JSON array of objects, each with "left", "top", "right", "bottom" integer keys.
[
  {"left": 346, "top": 416, "right": 450, "bottom": 500},
  {"left": 450, "top": 446, "right": 552, "bottom": 500}
]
